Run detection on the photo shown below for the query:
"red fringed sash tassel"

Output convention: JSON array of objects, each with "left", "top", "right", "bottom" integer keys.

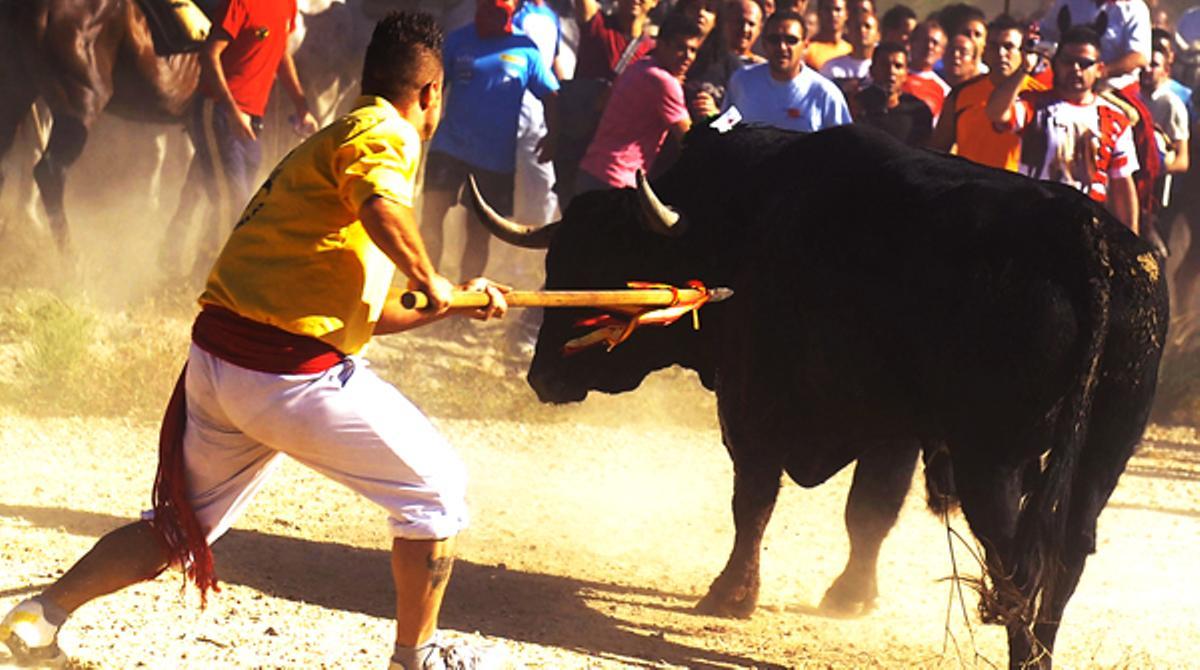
[{"left": 150, "top": 306, "right": 345, "bottom": 606}]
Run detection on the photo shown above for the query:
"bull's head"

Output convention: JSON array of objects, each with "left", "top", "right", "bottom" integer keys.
[{"left": 469, "top": 174, "right": 715, "bottom": 403}]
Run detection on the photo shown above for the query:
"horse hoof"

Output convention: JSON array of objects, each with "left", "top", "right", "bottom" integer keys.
[{"left": 696, "top": 587, "right": 758, "bottom": 619}]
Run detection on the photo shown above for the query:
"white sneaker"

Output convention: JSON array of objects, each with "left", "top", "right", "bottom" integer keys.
[
  {"left": 0, "top": 599, "right": 66, "bottom": 668},
  {"left": 388, "top": 634, "right": 505, "bottom": 670}
]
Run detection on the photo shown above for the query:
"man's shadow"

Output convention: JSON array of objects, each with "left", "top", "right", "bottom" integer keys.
[{"left": 0, "top": 504, "right": 785, "bottom": 669}]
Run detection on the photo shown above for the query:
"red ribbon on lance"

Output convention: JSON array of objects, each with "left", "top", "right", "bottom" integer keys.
[{"left": 562, "top": 280, "right": 714, "bottom": 355}]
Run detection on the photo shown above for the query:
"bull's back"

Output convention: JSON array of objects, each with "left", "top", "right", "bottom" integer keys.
[{"left": 710, "top": 125, "right": 1112, "bottom": 438}]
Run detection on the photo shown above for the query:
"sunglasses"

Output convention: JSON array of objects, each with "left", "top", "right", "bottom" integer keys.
[
  {"left": 765, "top": 34, "right": 802, "bottom": 46},
  {"left": 1057, "top": 56, "right": 1098, "bottom": 69}
]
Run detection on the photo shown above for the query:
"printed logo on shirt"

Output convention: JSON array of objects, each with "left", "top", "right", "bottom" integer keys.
[
  {"left": 499, "top": 53, "right": 528, "bottom": 67},
  {"left": 454, "top": 54, "right": 475, "bottom": 82},
  {"left": 254, "top": 26, "right": 270, "bottom": 40},
  {"left": 787, "top": 108, "right": 801, "bottom": 118}
]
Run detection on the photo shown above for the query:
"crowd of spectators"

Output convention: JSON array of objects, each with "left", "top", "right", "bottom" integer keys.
[{"left": 423, "top": 0, "right": 1200, "bottom": 288}]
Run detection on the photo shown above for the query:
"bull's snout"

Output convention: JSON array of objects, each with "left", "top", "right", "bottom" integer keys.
[{"left": 527, "top": 361, "right": 588, "bottom": 404}]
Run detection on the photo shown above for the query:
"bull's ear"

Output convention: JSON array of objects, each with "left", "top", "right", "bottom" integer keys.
[
  {"left": 1057, "top": 6, "right": 1071, "bottom": 37},
  {"left": 1092, "top": 11, "right": 1108, "bottom": 37}
]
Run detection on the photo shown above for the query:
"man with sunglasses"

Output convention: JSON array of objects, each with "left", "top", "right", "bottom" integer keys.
[
  {"left": 987, "top": 23, "right": 1140, "bottom": 233},
  {"left": 724, "top": 11, "right": 851, "bottom": 132}
]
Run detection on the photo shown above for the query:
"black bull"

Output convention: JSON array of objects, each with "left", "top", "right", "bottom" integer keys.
[{"left": 472, "top": 123, "right": 1167, "bottom": 669}]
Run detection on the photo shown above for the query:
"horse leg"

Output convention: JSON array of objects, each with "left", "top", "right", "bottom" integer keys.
[
  {"left": 159, "top": 154, "right": 204, "bottom": 275},
  {"left": 0, "top": 82, "right": 38, "bottom": 227},
  {"left": 819, "top": 439, "right": 920, "bottom": 616},
  {"left": 32, "top": 115, "right": 90, "bottom": 253},
  {"left": 695, "top": 436, "right": 783, "bottom": 618}
]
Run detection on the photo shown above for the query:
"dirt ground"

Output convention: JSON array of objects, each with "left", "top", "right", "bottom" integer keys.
[
  {"left": 2, "top": 318, "right": 1198, "bottom": 670},
  {"left": 1, "top": 107, "right": 1198, "bottom": 667}
]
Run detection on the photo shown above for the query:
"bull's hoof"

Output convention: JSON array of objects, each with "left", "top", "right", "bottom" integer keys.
[
  {"left": 695, "top": 584, "right": 758, "bottom": 618},
  {"left": 818, "top": 579, "right": 878, "bottom": 618}
]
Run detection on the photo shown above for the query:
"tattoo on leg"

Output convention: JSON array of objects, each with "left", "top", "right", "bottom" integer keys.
[{"left": 427, "top": 554, "right": 454, "bottom": 589}]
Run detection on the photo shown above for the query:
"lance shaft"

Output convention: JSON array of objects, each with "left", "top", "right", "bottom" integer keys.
[{"left": 400, "top": 288, "right": 714, "bottom": 310}]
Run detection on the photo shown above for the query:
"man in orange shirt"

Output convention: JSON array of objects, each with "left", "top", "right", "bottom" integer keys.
[{"left": 930, "top": 14, "right": 1046, "bottom": 170}]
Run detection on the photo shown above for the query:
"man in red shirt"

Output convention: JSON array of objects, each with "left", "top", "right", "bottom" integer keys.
[
  {"left": 903, "top": 20, "right": 950, "bottom": 118},
  {"left": 574, "top": 0, "right": 659, "bottom": 82},
  {"left": 166, "top": 0, "right": 319, "bottom": 276}
]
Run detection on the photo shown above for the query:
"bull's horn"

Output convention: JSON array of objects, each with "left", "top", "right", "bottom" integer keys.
[
  {"left": 467, "top": 174, "right": 558, "bottom": 248},
  {"left": 635, "top": 170, "right": 682, "bottom": 236}
]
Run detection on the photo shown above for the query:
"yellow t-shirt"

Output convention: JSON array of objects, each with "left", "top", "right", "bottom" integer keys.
[
  {"left": 952, "top": 74, "right": 1047, "bottom": 171},
  {"left": 200, "top": 96, "right": 420, "bottom": 355},
  {"left": 805, "top": 39, "right": 852, "bottom": 71}
]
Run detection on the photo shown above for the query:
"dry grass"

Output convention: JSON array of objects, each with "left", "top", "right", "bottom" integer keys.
[{"left": 0, "top": 287, "right": 189, "bottom": 419}]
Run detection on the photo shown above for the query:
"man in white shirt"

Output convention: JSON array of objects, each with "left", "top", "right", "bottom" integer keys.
[
  {"left": 987, "top": 23, "right": 1140, "bottom": 232},
  {"left": 724, "top": 10, "right": 852, "bottom": 132},
  {"left": 820, "top": 9, "right": 880, "bottom": 95},
  {"left": 1039, "top": 0, "right": 1151, "bottom": 91},
  {"left": 1139, "top": 43, "right": 1190, "bottom": 175}
]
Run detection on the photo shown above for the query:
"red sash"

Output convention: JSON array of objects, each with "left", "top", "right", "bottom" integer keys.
[{"left": 151, "top": 306, "right": 344, "bottom": 605}]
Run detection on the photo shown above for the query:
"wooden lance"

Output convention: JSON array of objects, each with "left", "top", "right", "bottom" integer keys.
[
  {"left": 399, "top": 286, "right": 733, "bottom": 310},
  {"left": 401, "top": 283, "right": 733, "bottom": 353}
]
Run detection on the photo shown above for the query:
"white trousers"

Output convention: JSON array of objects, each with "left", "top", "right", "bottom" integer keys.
[
  {"left": 149, "top": 345, "right": 469, "bottom": 544},
  {"left": 514, "top": 92, "right": 559, "bottom": 226}
]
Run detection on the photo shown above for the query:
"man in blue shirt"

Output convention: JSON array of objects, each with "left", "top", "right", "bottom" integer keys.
[
  {"left": 724, "top": 11, "right": 852, "bottom": 132},
  {"left": 513, "top": 0, "right": 564, "bottom": 227},
  {"left": 422, "top": 0, "right": 560, "bottom": 281}
]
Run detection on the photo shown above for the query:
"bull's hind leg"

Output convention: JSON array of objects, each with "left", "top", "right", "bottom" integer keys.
[
  {"left": 695, "top": 444, "right": 783, "bottom": 618},
  {"left": 819, "top": 440, "right": 920, "bottom": 616},
  {"left": 948, "top": 451, "right": 1043, "bottom": 669},
  {"left": 1029, "top": 367, "right": 1160, "bottom": 666}
]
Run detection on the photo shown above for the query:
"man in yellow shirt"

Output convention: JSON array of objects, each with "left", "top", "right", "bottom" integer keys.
[
  {"left": 805, "top": 0, "right": 852, "bottom": 70},
  {"left": 1, "top": 12, "right": 503, "bottom": 670},
  {"left": 930, "top": 15, "right": 1047, "bottom": 170}
]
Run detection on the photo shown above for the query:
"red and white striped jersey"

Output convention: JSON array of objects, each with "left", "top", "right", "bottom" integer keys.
[{"left": 1006, "top": 90, "right": 1139, "bottom": 202}]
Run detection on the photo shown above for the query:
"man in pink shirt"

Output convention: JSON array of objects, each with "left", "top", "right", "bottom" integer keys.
[{"left": 576, "top": 12, "right": 702, "bottom": 193}]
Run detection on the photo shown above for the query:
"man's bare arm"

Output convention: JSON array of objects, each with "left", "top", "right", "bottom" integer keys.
[
  {"left": 537, "top": 92, "right": 561, "bottom": 162},
  {"left": 200, "top": 37, "right": 257, "bottom": 141},
  {"left": 1105, "top": 51, "right": 1148, "bottom": 79},
  {"left": 276, "top": 50, "right": 318, "bottom": 134},
  {"left": 1166, "top": 136, "right": 1189, "bottom": 174},
  {"left": 359, "top": 195, "right": 454, "bottom": 313},
  {"left": 576, "top": 0, "right": 600, "bottom": 26},
  {"left": 928, "top": 90, "right": 958, "bottom": 151},
  {"left": 1106, "top": 174, "right": 1139, "bottom": 235},
  {"left": 985, "top": 68, "right": 1027, "bottom": 126}
]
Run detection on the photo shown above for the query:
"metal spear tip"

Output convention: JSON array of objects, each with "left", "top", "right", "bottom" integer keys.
[{"left": 708, "top": 287, "right": 735, "bottom": 302}]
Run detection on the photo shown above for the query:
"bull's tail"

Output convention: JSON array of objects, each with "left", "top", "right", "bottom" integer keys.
[{"left": 993, "top": 213, "right": 1111, "bottom": 631}]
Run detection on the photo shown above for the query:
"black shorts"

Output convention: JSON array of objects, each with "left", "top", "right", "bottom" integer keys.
[{"left": 424, "top": 151, "right": 515, "bottom": 217}]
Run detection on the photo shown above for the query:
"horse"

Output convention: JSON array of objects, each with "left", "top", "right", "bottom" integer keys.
[{"left": 0, "top": 0, "right": 201, "bottom": 254}]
